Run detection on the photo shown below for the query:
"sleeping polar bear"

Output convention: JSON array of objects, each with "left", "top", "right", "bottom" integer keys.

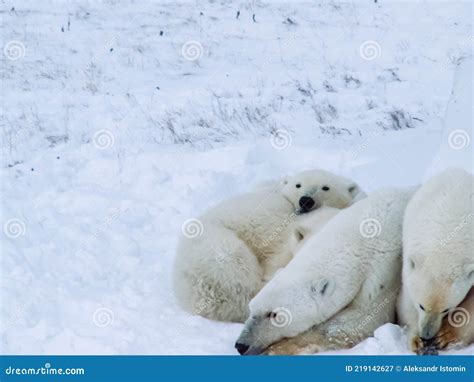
[
  {"left": 397, "top": 168, "right": 474, "bottom": 354},
  {"left": 173, "top": 169, "right": 365, "bottom": 323},
  {"left": 235, "top": 187, "right": 415, "bottom": 355}
]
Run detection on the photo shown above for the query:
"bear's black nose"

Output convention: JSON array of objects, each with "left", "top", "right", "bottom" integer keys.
[
  {"left": 235, "top": 342, "right": 250, "bottom": 355},
  {"left": 299, "top": 196, "right": 315, "bottom": 212}
]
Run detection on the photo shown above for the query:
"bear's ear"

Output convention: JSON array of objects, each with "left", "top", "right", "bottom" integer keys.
[
  {"left": 310, "top": 278, "right": 333, "bottom": 297},
  {"left": 348, "top": 183, "right": 366, "bottom": 202},
  {"left": 466, "top": 264, "right": 474, "bottom": 282},
  {"left": 293, "top": 226, "right": 306, "bottom": 242}
]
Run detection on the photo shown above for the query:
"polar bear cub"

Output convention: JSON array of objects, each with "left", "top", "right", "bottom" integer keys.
[
  {"left": 173, "top": 170, "right": 365, "bottom": 323},
  {"left": 235, "top": 187, "right": 414, "bottom": 355},
  {"left": 397, "top": 168, "right": 474, "bottom": 353}
]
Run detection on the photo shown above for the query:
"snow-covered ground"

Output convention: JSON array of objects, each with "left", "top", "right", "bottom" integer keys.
[{"left": 1, "top": 0, "right": 472, "bottom": 355}]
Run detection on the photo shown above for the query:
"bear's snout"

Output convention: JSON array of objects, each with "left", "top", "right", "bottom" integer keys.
[
  {"left": 235, "top": 342, "right": 250, "bottom": 355},
  {"left": 299, "top": 196, "right": 316, "bottom": 213}
]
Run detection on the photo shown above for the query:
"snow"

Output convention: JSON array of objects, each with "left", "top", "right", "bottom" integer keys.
[{"left": 1, "top": 0, "right": 472, "bottom": 355}]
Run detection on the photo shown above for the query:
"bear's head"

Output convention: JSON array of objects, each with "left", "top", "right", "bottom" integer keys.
[
  {"left": 280, "top": 170, "right": 365, "bottom": 214},
  {"left": 235, "top": 260, "right": 335, "bottom": 355},
  {"left": 403, "top": 254, "right": 474, "bottom": 340}
]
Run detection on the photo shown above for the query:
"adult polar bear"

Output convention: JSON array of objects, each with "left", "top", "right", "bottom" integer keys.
[
  {"left": 235, "top": 188, "right": 414, "bottom": 355},
  {"left": 173, "top": 170, "right": 365, "bottom": 323},
  {"left": 397, "top": 168, "right": 474, "bottom": 353}
]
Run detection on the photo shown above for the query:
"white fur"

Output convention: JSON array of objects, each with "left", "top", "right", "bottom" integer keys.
[
  {"left": 235, "top": 187, "right": 414, "bottom": 354},
  {"left": 397, "top": 168, "right": 474, "bottom": 350},
  {"left": 173, "top": 170, "right": 363, "bottom": 322}
]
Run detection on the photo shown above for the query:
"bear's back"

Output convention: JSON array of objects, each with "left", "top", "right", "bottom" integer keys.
[
  {"left": 201, "top": 192, "right": 295, "bottom": 255},
  {"left": 404, "top": 168, "right": 473, "bottom": 262}
]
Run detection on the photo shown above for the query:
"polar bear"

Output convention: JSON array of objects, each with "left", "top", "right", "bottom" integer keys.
[
  {"left": 234, "top": 187, "right": 414, "bottom": 355},
  {"left": 173, "top": 170, "right": 365, "bottom": 323},
  {"left": 397, "top": 168, "right": 474, "bottom": 354}
]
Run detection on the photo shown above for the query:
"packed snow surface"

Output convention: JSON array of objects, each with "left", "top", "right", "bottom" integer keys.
[{"left": 1, "top": 1, "right": 472, "bottom": 355}]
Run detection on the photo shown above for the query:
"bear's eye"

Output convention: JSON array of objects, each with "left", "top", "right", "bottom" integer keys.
[
  {"left": 410, "top": 260, "right": 415, "bottom": 269},
  {"left": 442, "top": 308, "right": 449, "bottom": 314},
  {"left": 419, "top": 304, "right": 425, "bottom": 311},
  {"left": 295, "top": 184, "right": 301, "bottom": 189},
  {"left": 322, "top": 186, "right": 330, "bottom": 191},
  {"left": 266, "top": 312, "right": 277, "bottom": 319}
]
